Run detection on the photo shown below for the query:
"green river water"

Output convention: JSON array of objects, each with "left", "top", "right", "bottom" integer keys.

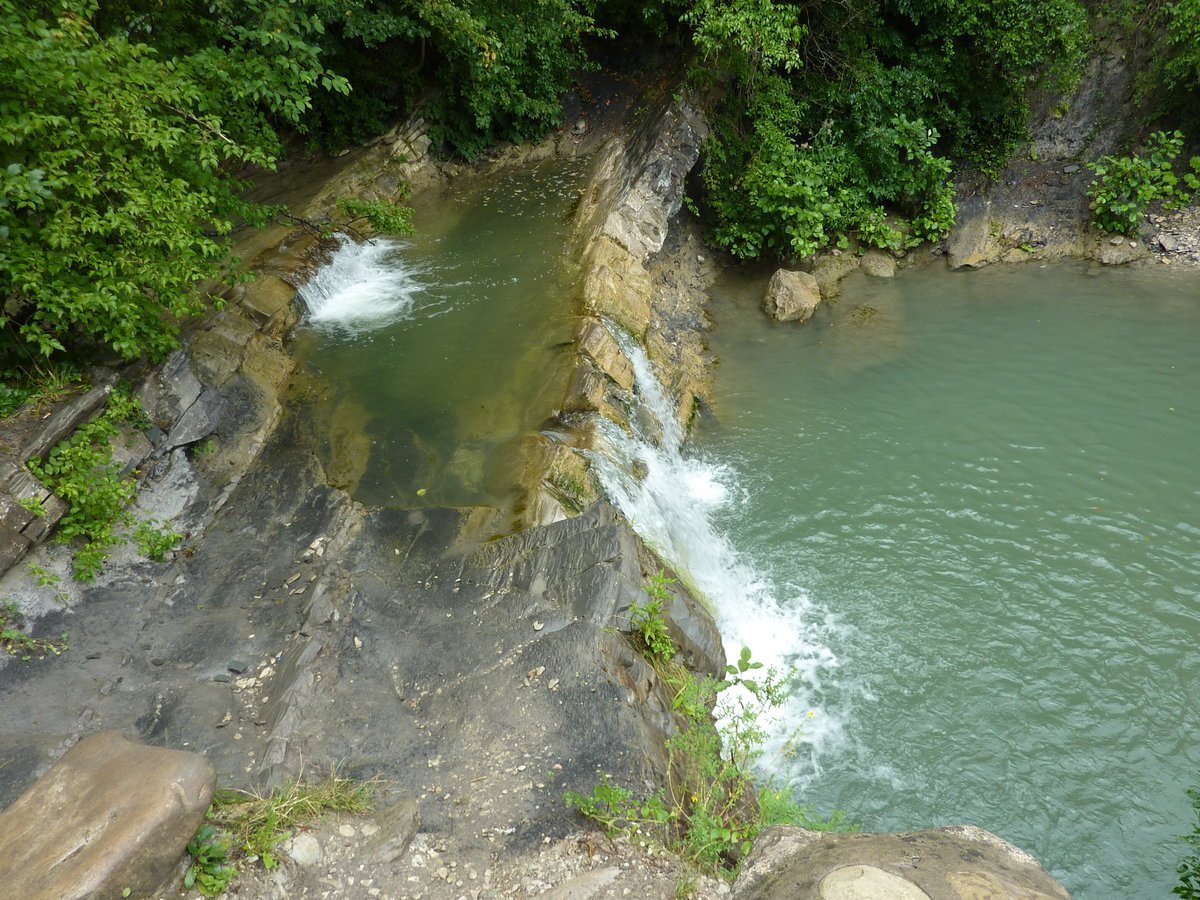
[
  {"left": 291, "top": 161, "right": 1198, "bottom": 896},
  {"left": 293, "top": 159, "right": 585, "bottom": 509},
  {"left": 696, "top": 262, "right": 1200, "bottom": 897}
]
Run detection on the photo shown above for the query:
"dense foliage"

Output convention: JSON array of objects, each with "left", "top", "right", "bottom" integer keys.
[
  {"left": 0, "top": 1, "right": 346, "bottom": 368},
  {"left": 1087, "top": 130, "right": 1200, "bottom": 233},
  {"left": 6, "top": 0, "right": 1200, "bottom": 373},
  {"left": 687, "top": 0, "right": 1088, "bottom": 258},
  {"left": 302, "top": 0, "right": 610, "bottom": 157}
]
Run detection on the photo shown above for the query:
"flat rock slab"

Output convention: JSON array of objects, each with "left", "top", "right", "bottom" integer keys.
[
  {"left": 0, "top": 730, "right": 215, "bottom": 900},
  {"left": 733, "top": 825, "right": 1069, "bottom": 900}
]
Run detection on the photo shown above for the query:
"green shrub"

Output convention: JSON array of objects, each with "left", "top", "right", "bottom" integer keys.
[
  {"left": 567, "top": 574, "right": 854, "bottom": 876},
  {"left": 1087, "top": 131, "right": 1200, "bottom": 234},
  {"left": 629, "top": 571, "right": 678, "bottom": 663},
  {"left": 0, "top": 3, "right": 347, "bottom": 367},
  {"left": 184, "top": 825, "right": 236, "bottom": 897},
  {"left": 27, "top": 384, "right": 180, "bottom": 580},
  {"left": 687, "top": 0, "right": 1084, "bottom": 259},
  {"left": 133, "top": 520, "right": 183, "bottom": 563}
]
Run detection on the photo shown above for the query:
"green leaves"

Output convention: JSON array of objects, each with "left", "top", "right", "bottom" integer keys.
[
  {"left": 0, "top": 2, "right": 335, "bottom": 366},
  {"left": 1087, "top": 131, "right": 1197, "bottom": 235},
  {"left": 184, "top": 824, "right": 237, "bottom": 897},
  {"left": 689, "top": 0, "right": 1081, "bottom": 259}
]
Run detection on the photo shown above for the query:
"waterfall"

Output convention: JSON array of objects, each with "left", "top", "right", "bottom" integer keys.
[
  {"left": 588, "top": 326, "right": 844, "bottom": 777},
  {"left": 297, "top": 235, "right": 422, "bottom": 332}
]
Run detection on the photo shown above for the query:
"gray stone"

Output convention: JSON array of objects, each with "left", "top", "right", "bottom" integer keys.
[
  {"left": 1063, "top": 164, "right": 1081, "bottom": 173},
  {"left": 811, "top": 253, "right": 862, "bottom": 301},
  {"left": 762, "top": 269, "right": 822, "bottom": 323},
  {"left": 1159, "top": 233, "right": 1180, "bottom": 252},
  {"left": 0, "top": 730, "right": 215, "bottom": 900},
  {"left": 284, "top": 832, "right": 323, "bottom": 867},
  {"left": 578, "top": 318, "right": 635, "bottom": 391},
  {"left": 858, "top": 249, "right": 896, "bottom": 278},
  {"left": 819, "top": 865, "right": 930, "bottom": 899},
  {"left": 945, "top": 197, "right": 998, "bottom": 269},
  {"left": 732, "top": 826, "right": 1069, "bottom": 900},
  {"left": 363, "top": 798, "right": 420, "bottom": 864},
  {"left": 543, "top": 866, "right": 622, "bottom": 899}
]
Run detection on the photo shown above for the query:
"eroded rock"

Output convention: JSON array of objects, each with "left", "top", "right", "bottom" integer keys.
[
  {"left": 763, "top": 269, "right": 822, "bottom": 323},
  {"left": 0, "top": 730, "right": 215, "bottom": 900},
  {"left": 946, "top": 197, "right": 999, "bottom": 269},
  {"left": 858, "top": 249, "right": 896, "bottom": 278},
  {"left": 732, "top": 825, "right": 1069, "bottom": 900}
]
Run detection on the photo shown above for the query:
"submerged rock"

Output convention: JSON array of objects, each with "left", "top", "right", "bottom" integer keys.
[
  {"left": 812, "top": 253, "right": 862, "bottom": 300},
  {"left": 763, "top": 269, "right": 822, "bottom": 323}
]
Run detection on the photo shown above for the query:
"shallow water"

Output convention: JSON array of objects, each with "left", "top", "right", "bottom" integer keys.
[
  {"left": 292, "top": 160, "right": 585, "bottom": 508},
  {"left": 693, "top": 262, "right": 1200, "bottom": 896}
]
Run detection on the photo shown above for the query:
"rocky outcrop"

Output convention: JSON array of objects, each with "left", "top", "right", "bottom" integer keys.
[
  {"left": 939, "top": 49, "right": 1199, "bottom": 272},
  {"left": 0, "top": 730, "right": 214, "bottom": 899},
  {"left": 732, "top": 825, "right": 1070, "bottom": 900},
  {"left": 763, "top": 269, "right": 822, "bottom": 323},
  {"left": 0, "top": 225, "right": 321, "bottom": 584},
  {"left": 945, "top": 196, "right": 999, "bottom": 269},
  {"left": 521, "top": 93, "right": 716, "bottom": 525}
]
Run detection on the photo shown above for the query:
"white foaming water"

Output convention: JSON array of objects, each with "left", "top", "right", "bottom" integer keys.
[
  {"left": 588, "top": 326, "right": 845, "bottom": 778},
  {"left": 298, "top": 235, "right": 421, "bottom": 331}
]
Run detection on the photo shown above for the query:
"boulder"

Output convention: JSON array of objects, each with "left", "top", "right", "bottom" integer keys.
[
  {"left": 858, "top": 249, "right": 896, "bottom": 278},
  {"left": 762, "top": 269, "right": 822, "bottom": 323},
  {"left": 946, "top": 196, "right": 999, "bottom": 269},
  {"left": 732, "top": 825, "right": 1069, "bottom": 900},
  {"left": 0, "top": 730, "right": 216, "bottom": 900},
  {"left": 1096, "top": 237, "right": 1148, "bottom": 266},
  {"left": 811, "top": 253, "right": 862, "bottom": 300}
]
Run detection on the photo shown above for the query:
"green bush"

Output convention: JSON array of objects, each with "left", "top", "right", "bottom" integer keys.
[
  {"left": 1087, "top": 131, "right": 1200, "bottom": 234},
  {"left": 686, "top": 0, "right": 1086, "bottom": 259},
  {"left": 567, "top": 575, "right": 853, "bottom": 875},
  {"left": 27, "top": 385, "right": 178, "bottom": 580},
  {"left": 0, "top": 1, "right": 346, "bottom": 367}
]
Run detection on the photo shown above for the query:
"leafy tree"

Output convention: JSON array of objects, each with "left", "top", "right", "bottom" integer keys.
[
  {"left": 302, "top": 0, "right": 611, "bottom": 157},
  {"left": 0, "top": 1, "right": 346, "bottom": 366},
  {"left": 684, "top": 0, "right": 1087, "bottom": 259}
]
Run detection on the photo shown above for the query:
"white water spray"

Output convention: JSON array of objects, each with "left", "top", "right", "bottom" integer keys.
[
  {"left": 588, "top": 326, "right": 845, "bottom": 777},
  {"left": 298, "top": 235, "right": 422, "bottom": 332}
]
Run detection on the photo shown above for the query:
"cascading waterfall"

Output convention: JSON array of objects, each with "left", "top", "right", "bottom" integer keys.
[
  {"left": 297, "top": 234, "right": 423, "bottom": 331},
  {"left": 588, "top": 325, "right": 845, "bottom": 777}
]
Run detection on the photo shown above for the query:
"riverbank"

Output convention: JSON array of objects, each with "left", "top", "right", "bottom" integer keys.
[{"left": 2, "top": 50, "right": 1192, "bottom": 897}]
